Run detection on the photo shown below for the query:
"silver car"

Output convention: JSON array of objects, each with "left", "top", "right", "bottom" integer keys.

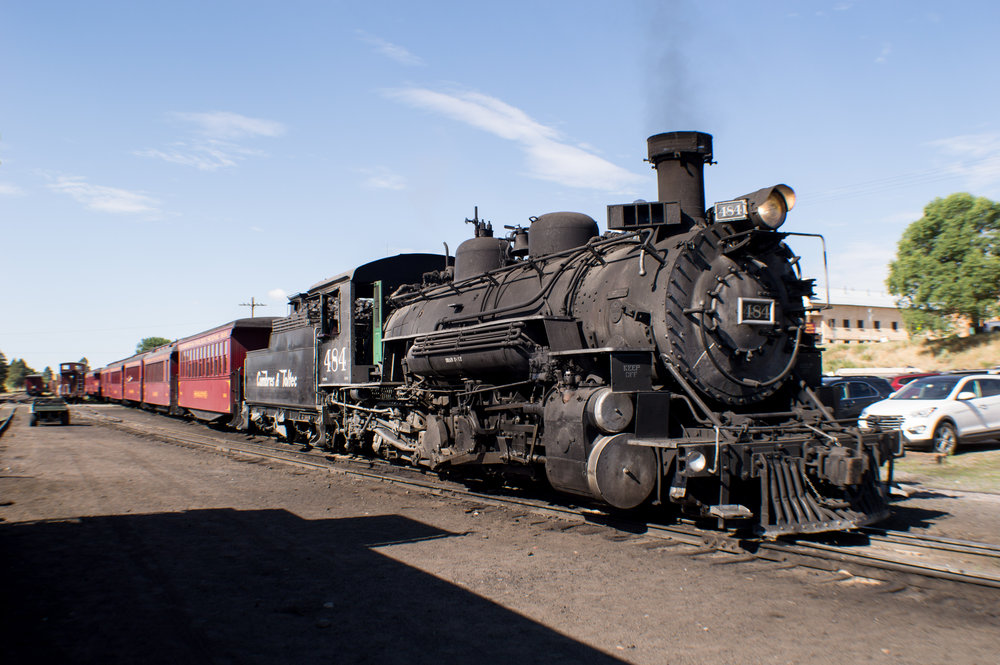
[{"left": 858, "top": 374, "right": 1000, "bottom": 455}]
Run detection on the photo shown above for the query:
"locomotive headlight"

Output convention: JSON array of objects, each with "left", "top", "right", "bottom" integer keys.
[
  {"left": 742, "top": 184, "right": 796, "bottom": 230},
  {"left": 685, "top": 450, "right": 707, "bottom": 473}
]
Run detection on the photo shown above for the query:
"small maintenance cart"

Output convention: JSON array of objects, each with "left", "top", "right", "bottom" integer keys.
[{"left": 30, "top": 398, "right": 70, "bottom": 426}]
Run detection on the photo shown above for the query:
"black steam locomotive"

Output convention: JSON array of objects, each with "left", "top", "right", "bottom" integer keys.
[{"left": 242, "top": 131, "right": 898, "bottom": 538}]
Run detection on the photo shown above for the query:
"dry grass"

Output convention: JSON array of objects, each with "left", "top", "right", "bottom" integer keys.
[
  {"left": 893, "top": 447, "right": 1000, "bottom": 494},
  {"left": 822, "top": 332, "right": 1000, "bottom": 374}
]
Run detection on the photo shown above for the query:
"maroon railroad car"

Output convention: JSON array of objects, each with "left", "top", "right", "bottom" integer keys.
[
  {"left": 24, "top": 374, "right": 45, "bottom": 396},
  {"left": 123, "top": 354, "right": 147, "bottom": 404},
  {"left": 58, "top": 362, "right": 87, "bottom": 402},
  {"left": 84, "top": 369, "right": 102, "bottom": 401},
  {"left": 101, "top": 362, "right": 125, "bottom": 402},
  {"left": 176, "top": 318, "right": 275, "bottom": 422},
  {"left": 142, "top": 343, "right": 177, "bottom": 412}
]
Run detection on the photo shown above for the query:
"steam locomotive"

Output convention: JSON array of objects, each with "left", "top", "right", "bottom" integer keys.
[
  {"left": 87, "top": 131, "right": 896, "bottom": 537},
  {"left": 235, "top": 131, "right": 898, "bottom": 538}
]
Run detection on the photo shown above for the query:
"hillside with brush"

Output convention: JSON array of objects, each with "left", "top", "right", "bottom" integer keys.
[{"left": 822, "top": 333, "right": 1000, "bottom": 375}]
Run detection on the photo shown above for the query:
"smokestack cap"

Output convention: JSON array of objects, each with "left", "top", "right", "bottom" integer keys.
[{"left": 647, "top": 131, "right": 713, "bottom": 166}]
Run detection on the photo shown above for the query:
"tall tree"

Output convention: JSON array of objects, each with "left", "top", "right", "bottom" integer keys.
[
  {"left": 0, "top": 351, "right": 7, "bottom": 393},
  {"left": 136, "top": 337, "right": 172, "bottom": 354},
  {"left": 5, "top": 359, "right": 36, "bottom": 390},
  {"left": 42, "top": 366, "right": 53, "bottom": 383},
  {"left": 888, "top": 193, "right": 1000, "bottom": 332}
]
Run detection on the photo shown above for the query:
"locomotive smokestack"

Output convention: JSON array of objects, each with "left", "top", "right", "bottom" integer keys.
[{"left": 646, "top": 131, "right": 713, "bottom": 223}]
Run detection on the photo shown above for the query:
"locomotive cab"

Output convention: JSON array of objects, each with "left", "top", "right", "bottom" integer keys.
[{"left": 242, "top": 253, "right": 451, "bottom": 444}]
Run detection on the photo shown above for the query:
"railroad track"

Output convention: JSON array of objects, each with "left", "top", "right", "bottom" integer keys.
[
  {"left": 76, "top": 405, "right": 1000, "bottom": 591},
  {"left": 0, "top": 409, "right": 14, "bottom": 437}
]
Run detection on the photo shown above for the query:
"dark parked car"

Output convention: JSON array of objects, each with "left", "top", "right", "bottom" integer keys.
[{"left": 822, "top": 376, "right": 895, "bottom": 420}]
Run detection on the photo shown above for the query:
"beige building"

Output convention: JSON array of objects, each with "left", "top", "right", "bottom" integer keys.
[{"left": 807, "top": 288, "right": 908, "bottom": 345}]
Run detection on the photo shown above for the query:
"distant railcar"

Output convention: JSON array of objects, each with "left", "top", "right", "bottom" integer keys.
[
  {"left": 24, "top": 374, "right": 45, "bottom": 397},
  {"left": 84, "top": 370, "right": 102, "bottom": 401},
  {"left": 123, "top": 354, "right": 146, "bottom": 404},
  {"left": 58, "top": 362, "right": 87, "bottom": 402},
  {"left": 101, "top": 362, "right": 125, "bottom": 402},
  {"left": 142, "top": 344, "right": 178, "bottom": 412}
]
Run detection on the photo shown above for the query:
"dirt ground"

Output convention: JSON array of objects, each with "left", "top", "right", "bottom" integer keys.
[{"left": 1, "top": 403, "right": 999, "bottom": 665}]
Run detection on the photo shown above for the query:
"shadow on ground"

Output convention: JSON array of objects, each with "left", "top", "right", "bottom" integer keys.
[{"left": 0, "top": 509, "right": 626, "bottom": 665}]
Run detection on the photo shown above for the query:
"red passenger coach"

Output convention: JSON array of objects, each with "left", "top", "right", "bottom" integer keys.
[
  {"left": 142, "top": 344, "right": 177, "bottom": 412},
  {"left": 177, "top": 318, "right": 275, "bottom": 421},
  {"left": 101, "top": 362, "right": 125, "bottom": 402},
  {"left": 85, "top": 370, "right": 102, "bottom": 400},
  {"left": 123, "top": 354, "right": 147, "bottom": 404}
]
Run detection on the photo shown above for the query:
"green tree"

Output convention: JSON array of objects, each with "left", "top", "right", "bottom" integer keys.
[
  {"left": 888, "top": 193, "right": 1000, "bottom": 332},
  {"left": 5, "top": 359, "right": 37, "bottom": 390},
  {"left": 78, "top": 356, "right": 89, "bottom": 369},
  {"left": 136, "top": 337, "right": 172, "bottom": 354},
  {"left": 42, "top": 366, "right": 53, "bottom": 383},
  {"left": 0, "top": 352, "right": 7, "bottom": 393}
]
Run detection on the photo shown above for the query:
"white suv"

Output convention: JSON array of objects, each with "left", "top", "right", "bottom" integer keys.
[{"left": 858, "top": 374, "right": 1000, "bottom": 455}]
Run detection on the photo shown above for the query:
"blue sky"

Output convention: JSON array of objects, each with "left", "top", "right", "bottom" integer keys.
[{"left": 3, "top": 1, "right": 1000, "bottom": 372}]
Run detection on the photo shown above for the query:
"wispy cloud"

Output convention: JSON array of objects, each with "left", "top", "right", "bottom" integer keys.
[
  {"left": 358, "top": 166, "right": 407, "bottom": 191},
  {"left": 138, "top": 111, "right": 286, "bottom": 171},
  {"left": 385, "top": 88, "right": 644, "bottom": 192},
  {"left": 267, "top": 288, "right": 288, "bottom": 301},
  {"left": 357, "top": 30, "right": 424, "bottom": 67},
  {"left": 0, "top": 182, "right": 25, "bottom": 196},
  {"left": 48, "top": 176, "right": 161, "bottom": 215},
  {"left": 929, "top": 132, "right": 1000, "bottom": 192},
  {"left": 171, "top": 111, "right": 285, "bottom": 139},
  {"left": 875, "top": 43, "right": 891, "bottom": 64}
]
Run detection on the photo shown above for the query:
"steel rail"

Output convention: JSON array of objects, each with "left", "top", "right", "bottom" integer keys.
[
  {"left": 861, "top": 526, "right": 1000, "bottom": 556},
  {"left": 0, "top": 409, "right": 14, "bottom": 437},
  {"left": 756, "top": 538, "right": 1000, "bottom": 589}
]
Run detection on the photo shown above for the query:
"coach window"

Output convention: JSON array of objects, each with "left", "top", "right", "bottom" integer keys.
[
  {"left": 874, "top": 321, "right": 881, "bottom": 329},
  {"left": 843, "top": 319, "right": 850, "bottom": 328},
  {"left": 857, "top": 320, "right": 864, "bottom": 329}
]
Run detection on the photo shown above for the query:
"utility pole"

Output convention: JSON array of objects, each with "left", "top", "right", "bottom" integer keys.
[{"left": 240, "top": 297, "right": 266, "bottom": 317}]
